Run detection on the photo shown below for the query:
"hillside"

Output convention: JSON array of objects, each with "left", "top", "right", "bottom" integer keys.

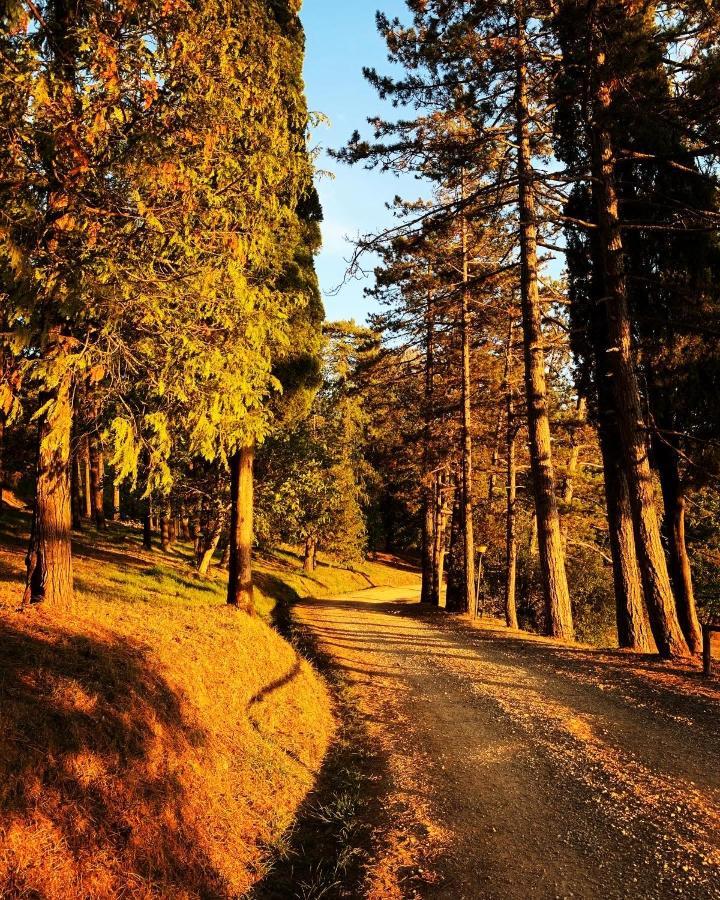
[{"left": 0, "top": 510, "right": 416, "bottom": 898}]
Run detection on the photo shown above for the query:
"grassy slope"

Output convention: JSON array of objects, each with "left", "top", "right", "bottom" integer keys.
[{"left": 0, "top": 510, "right": 418, "bottom": 898}]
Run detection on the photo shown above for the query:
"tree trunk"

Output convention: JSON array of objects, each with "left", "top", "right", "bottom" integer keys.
[
  {"left": 421, "top": 496, "right": 436, "bottom": 603},
  {"left": 598, "top": 411, "right": 655, "bottom": 653},
  {"left": 89, "top": 438, "right": 105, "bottom": 530},
  {"left": 71, "top": 450, "right": 84, "bottom": 531},
  {"left": 179, "top": 504, "right": 191, "bottom": 541},
  {"left": 303, "top": 535, "right": 317, "bottom": 574},
  {"left": 459, "top": 169, "right": 476, "bottom": 616},
  {"left": 445, "top": 484, "right": 465, "bottom": 613},
  {"left": 515, "top": 10, "right": 574, "bottom": 640},
  {"left": 160, "top": 513, "right": 171, "bottom": 552},
  {"left": 24, "top": 374, "right": 74, "bottom": 610},
  {"left": 421, "top": 290, "right": 436, "bottom": 605},
  {"left": 431, "top": 472, "right": 453, "bottom": 607},
  {"left": 227, "top": 445, "right": 254, "bottom": 613},
  {"left": 197, "top": 515, "right": 224, "bottom": 576},
  {"left": 219, "top": 542, "right": 230, "bottom": 569},
  {"left": 654, "top": 437, "right": 702, "bottom": 654},
  {"left": 588, "top": 60, "right": 689, "bottom": 658},
  {"left": 111, "top": 480, "right": 121, "bottom": 521},
  {"left": 143, "top": 500, "right": 153, "bottom": 551},
  {"left": 82, "top": 438, "right": 92, "bottom": 519},
  {"left": 505, "top": 340, "right": 519, "bottom": 631}
]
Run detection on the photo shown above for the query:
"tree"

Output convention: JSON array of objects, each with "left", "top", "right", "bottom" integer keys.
[{"left": 340, "top": 1, "right": 574, "bottom": 635}]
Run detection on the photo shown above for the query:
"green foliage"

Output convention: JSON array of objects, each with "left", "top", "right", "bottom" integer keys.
[
  {"left": 256, "top": 323, "right": 378, "bottom": 562},
  {"left": 0, "top": 0, "right": 322, "bottom": 493}
]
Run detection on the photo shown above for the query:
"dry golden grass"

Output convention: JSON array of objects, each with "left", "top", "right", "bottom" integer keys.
[{"left": 0, "top": 510, "right": 342, "bottom": 899}]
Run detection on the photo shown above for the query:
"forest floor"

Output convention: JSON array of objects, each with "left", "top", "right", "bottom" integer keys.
[{"left": 289, "top": 584, "right": 720, "bottom": 900}]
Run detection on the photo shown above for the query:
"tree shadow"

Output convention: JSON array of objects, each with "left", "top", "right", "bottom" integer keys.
[
  {"left": 0, "top": 617, "right": 230, "bottom": 897},
  {"left": 251, "top": 587, "right": 434, "bottom": 900},
  {"left": 249, "top": 607, "right": 392, "bottom": 900}
]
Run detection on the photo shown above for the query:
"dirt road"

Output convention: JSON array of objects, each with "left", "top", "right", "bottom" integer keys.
[{"left": 293, "top": 586, "right": 720, "bottom": 900}]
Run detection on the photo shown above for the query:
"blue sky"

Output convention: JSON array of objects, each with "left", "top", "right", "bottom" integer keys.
[{"left": 301, "top": 1, "right": 415, "bottom": 324}]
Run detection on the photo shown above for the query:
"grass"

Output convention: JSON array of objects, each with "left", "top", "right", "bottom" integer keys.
[{"left": 0, "top": 509, "right": 416, "bottom": 899}]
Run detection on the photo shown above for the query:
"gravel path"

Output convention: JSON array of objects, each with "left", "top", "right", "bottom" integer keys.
[{"left": 294, "top": 586, "right": 720, "bottom": 900}]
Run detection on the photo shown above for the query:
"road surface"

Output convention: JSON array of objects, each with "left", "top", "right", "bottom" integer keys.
[{"left": 294, "top": 586, "right": 720, "bottom": 900}]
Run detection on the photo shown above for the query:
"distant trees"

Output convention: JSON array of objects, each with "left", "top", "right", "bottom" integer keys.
[
  {"left": 256, "top": 322, "right": 375, "bottom": 570},
  {"left": 339, "top": 0, "right": 720, "bottom": 658}
]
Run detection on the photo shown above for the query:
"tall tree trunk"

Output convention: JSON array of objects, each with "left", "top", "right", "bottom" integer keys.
[
  {"left": 89, "top": 438, "right": 105, "bottom": 530},
  {"left": 303, "top": 535, "right": 317, "bottom": 574},
  {"left": 515, "top": 9, "right": 574, "bottom": 640},
  {"left": 581, "top": 162, "right": 654, "bottom": 654},
  {"left": 24, "top": 373, "right": 74, "bottom": 609},
  {"left": 459, "top": 170, "right": 476, "bottom": 616},
  {"left": 421, "top": 289, "right": 436, "bottom": 603},
  {"left": 227, "top": 445, "right": 254, "bottom": 613},
  {"left": 505, "top": 399, "right": 519, "bottom": 631},
  {"left": 505, "top": 330, "right": 519, "bottom": 630},
  {"left": 431, "top": 472, "right": 453, "bottom": 607},
  {"left": 82, "top": 437, "right": 92, "bottom": 519},
  {"left": 654, "top": 436, "right": 702, "bottom": 654},
  {"left": 597, "top": 409, "right": 655, "bottom": 652},
  {"left": 445, "top": 482, "right": 464, "bottom": 613},
  {"left": 71, "top": 450, "right": 83, "bottom": 531},
  {"left": 588, "top": 53, "right": 688, "bottom": 658}
]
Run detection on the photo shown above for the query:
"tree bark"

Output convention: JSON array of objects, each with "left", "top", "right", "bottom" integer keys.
[
  {"left": 82, "top": 437, "right": 92, "bottom": 519},
  {"left": 654, "top": 436, "right": 702, "bottom": 654},
  {"left": 444, "top": 483, "right": 464, "bottom": 613},
  {"left": 88, "top": 437, "right": 105, "bottom": 530},
  {"left": 421, "top": 495, "right": 436, "bottom": 604},
  {"left": 303, "top": 535, "right": 317, "bottom": 574},
  {"left": 71, "top": 449, "right": 84, "bottom": 531},
  {"left": 197, "top": 511, "right": 224, "bottom": 576},
  {"left": 505, "top": 331, "right": 519, "bottom": 630},
  {"left": 24, "top": 373, "right": 74, "bottom": 610},
  {"left": 179, "top": 504, "right": 191, "bottom": 540},
  {"left": 160, "top": 512, "right": 171, "bottom": 552},
  {"left": 588, "top": 52, "right": 689, "bottom": 658},
  {"left": 431, "top": 472, "right": 453, "bottom": 607},
  {"left": 515, "top": 8, "right": 574, "bottom": 640},
  {"left": 597, "top": 409, "right": 655, "bottom": 652},
  {"left": 459, "top": 169, "right": 476, "bottom": 616},
  {"left": 219, "top": 542, "right": 230, "bottom": 569},
  {"left": 227, "top": 445, "right": 255, "bottom": 613},
  {"left": 111, "top": 480, "right": 120, "bottom": 521},
  {"left": 143, "top": 500, "right": 153, "bottom": 551},
  {"left": 421, "top": 290, "right": 436, "bottom": 604}
]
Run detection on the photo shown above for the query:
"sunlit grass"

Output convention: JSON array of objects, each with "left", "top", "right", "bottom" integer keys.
[{"left": 0, "top": 510, "right": 418, "bottom": 897}]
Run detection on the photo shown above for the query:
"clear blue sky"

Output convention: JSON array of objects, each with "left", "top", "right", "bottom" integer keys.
[{"left": 301, "top": 1, "right": 415, "bottom": 324}]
